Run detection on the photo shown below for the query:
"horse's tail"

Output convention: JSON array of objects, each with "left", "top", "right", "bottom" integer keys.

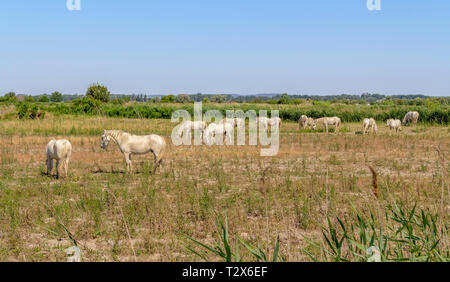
[{"left": 156, "top": 138, "right": 167, "bottom": 165}]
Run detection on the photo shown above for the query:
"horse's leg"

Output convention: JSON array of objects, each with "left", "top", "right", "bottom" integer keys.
[
  {"left": 47, "top": 158, "right": 53, "bottom": 176},
  {"left": 124, "top": 153, "right": 132, "bottom": 173},
  {"left": 152, "top": 153, "right": 159, "bottom": 174},
  {"left": 56, "top": 160, "right": 60, "bottom": 179},
  {"left": 64, "top": 158, "right": 69, "bottom": 177}
]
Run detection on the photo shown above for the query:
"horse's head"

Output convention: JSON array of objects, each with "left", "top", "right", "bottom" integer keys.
[{"left": 100, "top": 131, "right": 111, "bottom": 149}]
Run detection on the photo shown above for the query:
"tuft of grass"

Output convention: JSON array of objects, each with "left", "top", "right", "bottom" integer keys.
[
  {"left": 305, "top": 200, "right": 448, "bottom": 262},
  {"left": 185, "top": 216, "right": 281, "bottom": 262}
]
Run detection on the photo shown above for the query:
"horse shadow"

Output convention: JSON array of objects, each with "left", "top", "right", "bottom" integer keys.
[{"left": 91, "top": 162, "right": 154, "bottom": 175}]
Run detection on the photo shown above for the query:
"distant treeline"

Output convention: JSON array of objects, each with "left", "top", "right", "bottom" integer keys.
[{"left": 3, "top": 91, "right": 448, "bottom": 104}]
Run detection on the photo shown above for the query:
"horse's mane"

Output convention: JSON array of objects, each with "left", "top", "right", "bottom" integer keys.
[{"left": 105, "top": 130, "right": 129, "bottom": 141}]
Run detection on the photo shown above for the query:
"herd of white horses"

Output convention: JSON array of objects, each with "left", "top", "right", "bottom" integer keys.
[
  {"left": 45, "top": 111, "right": 419, "bottom": 178},
  {"left": 176, "top": 117, "right": 282, "bottom": 145}
]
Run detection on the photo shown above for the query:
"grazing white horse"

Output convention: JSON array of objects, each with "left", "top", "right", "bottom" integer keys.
[
  {"left": 386, "top": 119, "right": 402, "bottom": 132},
  {"left": 219, "top": 117, "right": 245, "bottom": 128},
  {"left": 257, "top": 117, "right": 269, "bottom": 130},
  {"left": 258, "top": 117, "right": 281, "bottom": 130},
  {"left": 101, "top": 130, "right": 166, "bottom": 174},
  {"left": 299, "top": 115, "right": 315, "bottom": 130},
  {"left": 299, "top": 115, "right": 308, "bottom": 129},
  {"left": 46, "top": 138, "right": 72, "bottom": 178},
  {"left": 362, "top": 118, "right": 378, "bottom": 135},
  {"left": 313, "top": 117, "right": 341, "bottom": 133},
  {"left": 402, "top": 111, "right": 419, "bottom": 126},
  {"left": 177, "top": 121, "right": 207, "bottom": 139},
  {"left": 204, "top": 122, "right": 234, "bottom": 145},
  {"left": 234, "top": 118, "right": 245, "bottom": 128},
  {"left": 305, "top": 118, "right": 315, "bottom": 129},
  {"left": 268, "top": 117, "right": 282, "bottom": 128}
]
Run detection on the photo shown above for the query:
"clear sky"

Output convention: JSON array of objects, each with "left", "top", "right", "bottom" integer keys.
[{"left": 1, "top": 0, "right": 449, "bottom": 96}]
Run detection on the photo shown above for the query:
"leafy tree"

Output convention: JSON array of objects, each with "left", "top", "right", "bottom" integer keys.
[
  {"left": 175, "top": 94, "right": 191, "bottom": 103},
  {"left": 24, "top": 96, "right": 35, "bottom": 102},
  {"left": 86, "top": 83, "right": 110, "bottom": 103},
  {"left": 202, "top": 97, "right": 210, "bottom": 103},
  {"left": 50, "top": 91, "right": 63, "bottom": 102},
  {"left": 210, "top": 95, "right": 226, "bottom": 103},
  {"left": 278, "top": 93, "right": 291, "bottom": 104},
  {"left": 38, "top": 95, "right": 49, "bottom": 102},
  {"left": 161, "top": 95, "right": 175, "bottom": 103},
  {"left": 3, "top": 92, "right": 16, "bottom": 102}
]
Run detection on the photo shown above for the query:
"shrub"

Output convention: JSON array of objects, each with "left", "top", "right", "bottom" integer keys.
[
  {"left": 24, "top": 96, "right": 35, "bottom": 102},
  {"left": 38, "top": 95, "right": 49, "bottom": 102},
  {"left": 17, "top": 102, "right": 29, "bottom": 119},
  {"left": 50, "top": 91, "right": 63, "bottom": 102},
  {"left": 71, "top": 97, "right": 102, "bottom": 114},
  {"left": 278, "top": 93, "right": 291, "bottom": 104},
  {"left": 175, "top": 94, "right": 191, "bottom": 103},
  {"left": 86, "top": 83, "right": 110, "bottom": 103},
  {"left": 210, "top": 95, "right": 227, "bottom": 103},
  {"left": 161, "top": 95, "right": 175, "bottom": 103},
  {"left": 111, "top": 98, "right": 125, "bottom": 105},
  {"left": 1, "top": 92, "right": 16, "bottom": 102},
  {"left": 16, "top": 102, "right": 44, "bottom": 119}
]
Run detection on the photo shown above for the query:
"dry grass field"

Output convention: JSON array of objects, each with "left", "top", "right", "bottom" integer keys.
[{"left": 0, "top": 114, "right": 448, "bottom": 261}]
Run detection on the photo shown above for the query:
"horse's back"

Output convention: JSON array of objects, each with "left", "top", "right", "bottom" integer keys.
[{"left": 47, "top": 139, "right": 72, "bottom": 159}]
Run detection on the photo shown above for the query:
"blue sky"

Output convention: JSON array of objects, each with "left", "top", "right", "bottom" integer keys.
[{"left": 1, "top": 0, "right": 449, "bottom": 96}]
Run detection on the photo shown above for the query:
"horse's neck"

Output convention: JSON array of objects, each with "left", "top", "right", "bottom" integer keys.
[{"left": 110, "top": 131, "right": 129, "bottom": 146}]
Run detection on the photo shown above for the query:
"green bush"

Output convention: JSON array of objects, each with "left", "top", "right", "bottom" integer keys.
[
  {"left": 175, "top": 94, "right": 191, "bottom": 103},
  {"left": 1, "top": 92, "right": 16, "bottom": 102},
  {"left": 71, "top": 97, "right": 102, "bottom": 114},
  {"left": 86, "top": 83, "right": 110, "bottom": 103},
  {"left": 161, "top": 95, "right": 175, "bottom": 103},
  {"left": 50, "top": 91, "right": 63, "bottom": 102},
  {"left": 16, "top": 102, "right": 45, "bottom": 119},
  {"left": 38, "top": 95, "right": 49, "bottom": 103},
  {"left": 111, "top": 98, "right": 125, "bottom": 105}
]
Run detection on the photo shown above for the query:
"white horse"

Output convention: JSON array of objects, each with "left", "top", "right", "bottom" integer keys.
[
  {"left": 402, "top": 111, "right": 419, "bottom": 126},
  {"left": 204, "top": 122, "right": 234, "bottom": 145},
  {"left": 362, "top": 118, "right": 378, "bottom": 135},
  {"left": 313, "top": 117, "right": 341, "bottom": 133},
  {"left": 299, "top": 115, "right": 308, "bottom": 129},
  {"left": 46, "top": 138, "right": 72, "bottom": 178},
  {"left": 177, "top": 121, "right": 207, "bottom": 139},
  {"left": 386, "top": 119, "right": 402, "bottom": 132},
  {"left": 101, "top": 130, "right": 166, "bottom": 174},
  {"left": 268, "top": 117, "right": 282, "bottom": 128},
  {"left": 219, "top": 118, "right": 245, "bottom": 128}
]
